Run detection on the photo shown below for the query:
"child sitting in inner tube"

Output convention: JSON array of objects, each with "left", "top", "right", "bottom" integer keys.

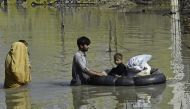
[
  {"left": 107, "top": 53, "right": 152, "bottom": 77},
  {"left": 108, "top": 53, "right": 128, "bottom": 77}
]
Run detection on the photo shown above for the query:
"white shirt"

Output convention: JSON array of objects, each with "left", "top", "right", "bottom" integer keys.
[{"left": 71, "top": 50, "right": 90, "bottom": 84}]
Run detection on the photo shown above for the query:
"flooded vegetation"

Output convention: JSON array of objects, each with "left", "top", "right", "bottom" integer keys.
[{"left": 0, "top": 0, "right": 189, "bottom": 108}]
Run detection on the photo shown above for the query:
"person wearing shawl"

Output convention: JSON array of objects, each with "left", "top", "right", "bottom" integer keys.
[{"left": 4, "top": 40, "right": 31, "bottom": 88}]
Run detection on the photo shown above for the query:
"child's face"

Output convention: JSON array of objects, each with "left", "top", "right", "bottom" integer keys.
[{"left": 114, "top": 58, "right": 122, "bottom": 65}]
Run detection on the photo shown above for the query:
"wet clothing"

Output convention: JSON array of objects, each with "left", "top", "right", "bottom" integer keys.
[
  {"left": 70, "top": 51, "right": 90, "bottom": 85},
  {"left": 108, "top": 63, "right": 128, "bottom": 77},
  {"left": 4, "top": 42, "right": 31, "bottom": 88}
]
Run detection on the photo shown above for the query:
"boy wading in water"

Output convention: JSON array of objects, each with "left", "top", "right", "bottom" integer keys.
[{"left": 70, "top": 36, "right": 107, "bottom": 86}]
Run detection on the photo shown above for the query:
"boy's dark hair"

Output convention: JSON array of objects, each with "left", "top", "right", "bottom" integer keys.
[
  {"left": 77, "top": 36, "right": 91, "bottom": 47},
  {"left": 114, "top": 53, "right": 123, "bottom": 60}
]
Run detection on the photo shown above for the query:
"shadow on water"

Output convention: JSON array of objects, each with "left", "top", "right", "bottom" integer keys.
[{"left": 71, "top": 84, "right": 166, "bottom": 109}]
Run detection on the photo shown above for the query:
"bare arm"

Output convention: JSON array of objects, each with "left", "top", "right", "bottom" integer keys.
[
  {"left": 75, "top": 53, "right": 107, "bottom": 77},
  {"left": 87, "top": 69, "right": 107, "bottom": 76}
]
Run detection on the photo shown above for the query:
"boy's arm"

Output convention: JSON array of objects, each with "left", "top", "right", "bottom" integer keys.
[
  {"left": 87, "top": 69, "right": 107, "bottom": 76},
  {"left": 75, "top": 54, "right": 106, "bottom": 76}
]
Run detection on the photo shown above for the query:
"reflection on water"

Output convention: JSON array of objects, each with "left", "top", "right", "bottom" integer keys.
[
  {"left": 130, "top": 93, "right": 151, "bottom": 108},
  {"left": 72, "top": 84, "right": 166, "bottom": 109},
  {"left": 0, "top": 5, "right": 8, "bottom": 13},
  {"left": 5, "top": 88, "right": 31, "bottom": 109}
]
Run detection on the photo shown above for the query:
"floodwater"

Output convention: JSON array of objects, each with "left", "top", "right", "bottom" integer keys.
[{"left": 0, "top": 4, "right": 189, "bottom": 109}]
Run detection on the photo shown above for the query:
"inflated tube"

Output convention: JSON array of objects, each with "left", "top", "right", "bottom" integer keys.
[
  {"left": 89, "top": 75, "right": 116, "bottom": 86},
  {"left": 133, "top": 71, "right": 166, "bottom": 86},
  {"left": 88, "top": 69, "right": 166, "bottom": 86},
  {"left": 115, "top": 77, "right": 134, "bottom": 86}
]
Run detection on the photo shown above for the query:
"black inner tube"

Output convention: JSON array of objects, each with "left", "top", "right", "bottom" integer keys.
[
  {"left": 133, "top": 70, "right": 166, "bottom": 86},
  {"left": 88, "top": 69, "right": 166, "bottom": 86},
  {"left": 89, "top": 75, "right": 117, "bottom": 86}
]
